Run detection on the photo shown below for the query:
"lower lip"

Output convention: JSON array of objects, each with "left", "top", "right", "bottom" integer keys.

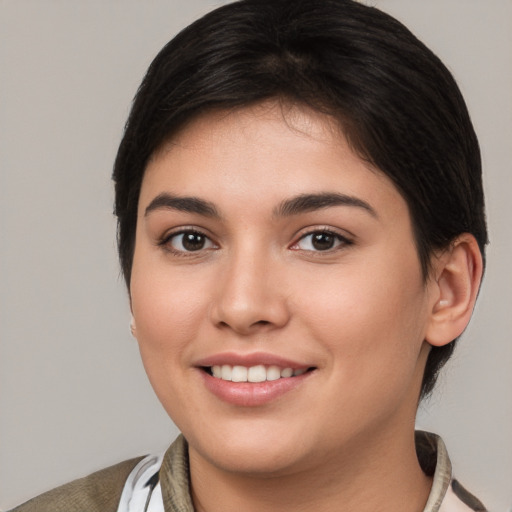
[{"left": 200, "top": 370, "right": 312, "bottom": 407}]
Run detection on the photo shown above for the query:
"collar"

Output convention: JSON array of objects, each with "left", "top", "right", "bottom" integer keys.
[
  {"left": 158, "top": 431, "right": 454, "bottom": 512},
  {"left": 416, "top": 431, "right": 452, "bottom": 512}
]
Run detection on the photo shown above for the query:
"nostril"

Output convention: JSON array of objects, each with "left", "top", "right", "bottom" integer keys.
[{"left": 215, "top": 318, "right": 273, "bottom": 334}]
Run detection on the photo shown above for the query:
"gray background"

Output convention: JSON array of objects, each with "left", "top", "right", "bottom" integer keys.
[{"left": 1, "top": 1, "right": 510, "bottom": 510}]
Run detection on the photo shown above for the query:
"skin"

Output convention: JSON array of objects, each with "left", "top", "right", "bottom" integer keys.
[{"left": 130, "top": 102, "right": 481, "bottom": 512}]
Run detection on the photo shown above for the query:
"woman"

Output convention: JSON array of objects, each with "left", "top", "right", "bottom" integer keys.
[{"left": 10, "top": 1, "right": 489, "bottom": 511}]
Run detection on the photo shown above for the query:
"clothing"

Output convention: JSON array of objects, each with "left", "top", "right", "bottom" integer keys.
[
  {"left": 10, "top": 431, "right": 487, "bottom": 512},
  {"left": 9, "top": 456, "right": 144, "bottom": 512}
]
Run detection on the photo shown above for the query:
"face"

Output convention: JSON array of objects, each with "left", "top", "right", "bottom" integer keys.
[{"left": 130, "top": 102, "right": 437, "bottom": 477}]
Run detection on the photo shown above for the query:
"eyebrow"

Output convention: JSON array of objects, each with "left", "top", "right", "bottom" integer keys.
[
  {"left": 274, "top": 192, "right": 377, "bottom": 218},
  {"left": 144, "top": 191, "right": 377, "bottom": 219},
  {"left": 144, "top": 193, "right": 220, "bottom": 218}
]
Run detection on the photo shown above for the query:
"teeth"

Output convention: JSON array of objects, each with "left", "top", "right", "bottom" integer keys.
[
  {"left": 266, "top": 365, "right": 281, "bottom": 381},
  {"left": 248, "top": 365, "right": 266, "bottom": 382},
  {"left": 280, "top": 367, "right": 293, "bottom": 378},
  {"left": 221, "top": 365, "right": 232, "bottom": 381},
  {"left": 232, "top": 365, "right": 247, "bottom": 382},
  {"left": 209, "top": 364, "right": 309, "bottom": 382}
]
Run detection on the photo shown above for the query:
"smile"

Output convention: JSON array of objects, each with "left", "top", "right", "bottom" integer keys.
[
  {"left": 208, "top": 364, "right": 309, "bottom": 382},
  {"left": 200, "top": 364, "right": 315, "bottom": 406}
]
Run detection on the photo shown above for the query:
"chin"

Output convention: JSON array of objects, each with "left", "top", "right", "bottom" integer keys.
[
  {"left": 185, "top": 421, "right": 313, "bottom": 476},
  {"left": 201, "top": 444, "right": 307, "bottom": 477}
]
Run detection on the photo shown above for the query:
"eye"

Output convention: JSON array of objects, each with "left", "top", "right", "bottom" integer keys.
[
  {"left": 164, "top": 230, "right": 216, "bottom": 253},
  {"left": 292, "top": 230, "right": 351, "bottom": 252}
]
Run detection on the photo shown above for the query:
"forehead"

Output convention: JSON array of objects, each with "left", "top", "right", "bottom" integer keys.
[
  {"left": 167, "top": 102, "right": 341, "bottom": 149},
  {"left": 141, "top": 102, "right": 401, "bottom": 210}
]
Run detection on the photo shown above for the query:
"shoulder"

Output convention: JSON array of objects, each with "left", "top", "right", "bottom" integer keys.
[{"left": 9, "top": 456, "right": 145, "bottom": 512}]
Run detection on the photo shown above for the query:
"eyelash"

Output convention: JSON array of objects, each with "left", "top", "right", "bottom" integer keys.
[
  {"left": 159, "top": 228, "right": 217, "bottom": 256},
  {"left": 158, "top": 227, "right": 353, "bottom": 256},
  {"left": 290, "top": 229, "right": 353, "bottom": 253}
]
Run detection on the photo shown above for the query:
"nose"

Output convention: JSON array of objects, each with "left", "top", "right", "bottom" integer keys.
[{"left": 210, "top": 248, "right": 290, "bottom": 336}]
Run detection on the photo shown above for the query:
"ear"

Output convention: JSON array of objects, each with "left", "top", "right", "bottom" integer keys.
[
  {"left": 130, "top": 313, "right": 137, "bottom": 338},
  {"left": 425, "top": 234, "right": 483, "bottom": 347}
]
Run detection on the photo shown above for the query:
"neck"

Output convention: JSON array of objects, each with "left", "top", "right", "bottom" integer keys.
[{"left": 188, "top": 423, "right": 432, "bottom": 512}]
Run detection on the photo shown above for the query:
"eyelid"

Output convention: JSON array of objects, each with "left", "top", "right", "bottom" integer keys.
[
  {"left": 158, "top": 226, "right": 218, "bottom": 255},
  {"left": 289, "top": 226, "right": 354, "bottom": 252}
]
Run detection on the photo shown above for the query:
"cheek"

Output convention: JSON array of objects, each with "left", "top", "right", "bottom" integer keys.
[
  {"left": 129, "top": 257, "right": 210, "bottom": 370},
  {"left": 129, "top": 265, "right": 210, "bottom": 421},
  {"left": 297, "top": 250, "right": 428, "bottom": 376}
]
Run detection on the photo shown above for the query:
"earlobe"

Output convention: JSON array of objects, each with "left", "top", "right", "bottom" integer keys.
[
  {"left": 425, "top": 234, "right": 483, "bottom": 347},
  {"left": 130, "top": 314, "right": 137, "bottom": 338}
]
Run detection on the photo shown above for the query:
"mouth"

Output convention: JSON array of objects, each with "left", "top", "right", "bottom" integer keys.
[
  {"left": 202, "top": 364, "right": 315, "bottom": 383},
  {"left": 197, "top": 356, "right": 316, "bottom": 406}
]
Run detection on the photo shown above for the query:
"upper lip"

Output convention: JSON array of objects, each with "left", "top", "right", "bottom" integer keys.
[{"left": 194, "top": 352, "right": 312, "bottom": 369}]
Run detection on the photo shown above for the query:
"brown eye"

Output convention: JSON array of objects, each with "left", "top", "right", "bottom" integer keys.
[
  {"left": 294, "top": 230, "right": 350, "bottom": 252},
  {"left": 311, "top": 232, "right": 336, "bottom": 251},
  {"left": 167, "top": 231, "right": 215, "bottom": 252},
  {"left": 182, "top": 232, "right": 206, "bottom": 251}
]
